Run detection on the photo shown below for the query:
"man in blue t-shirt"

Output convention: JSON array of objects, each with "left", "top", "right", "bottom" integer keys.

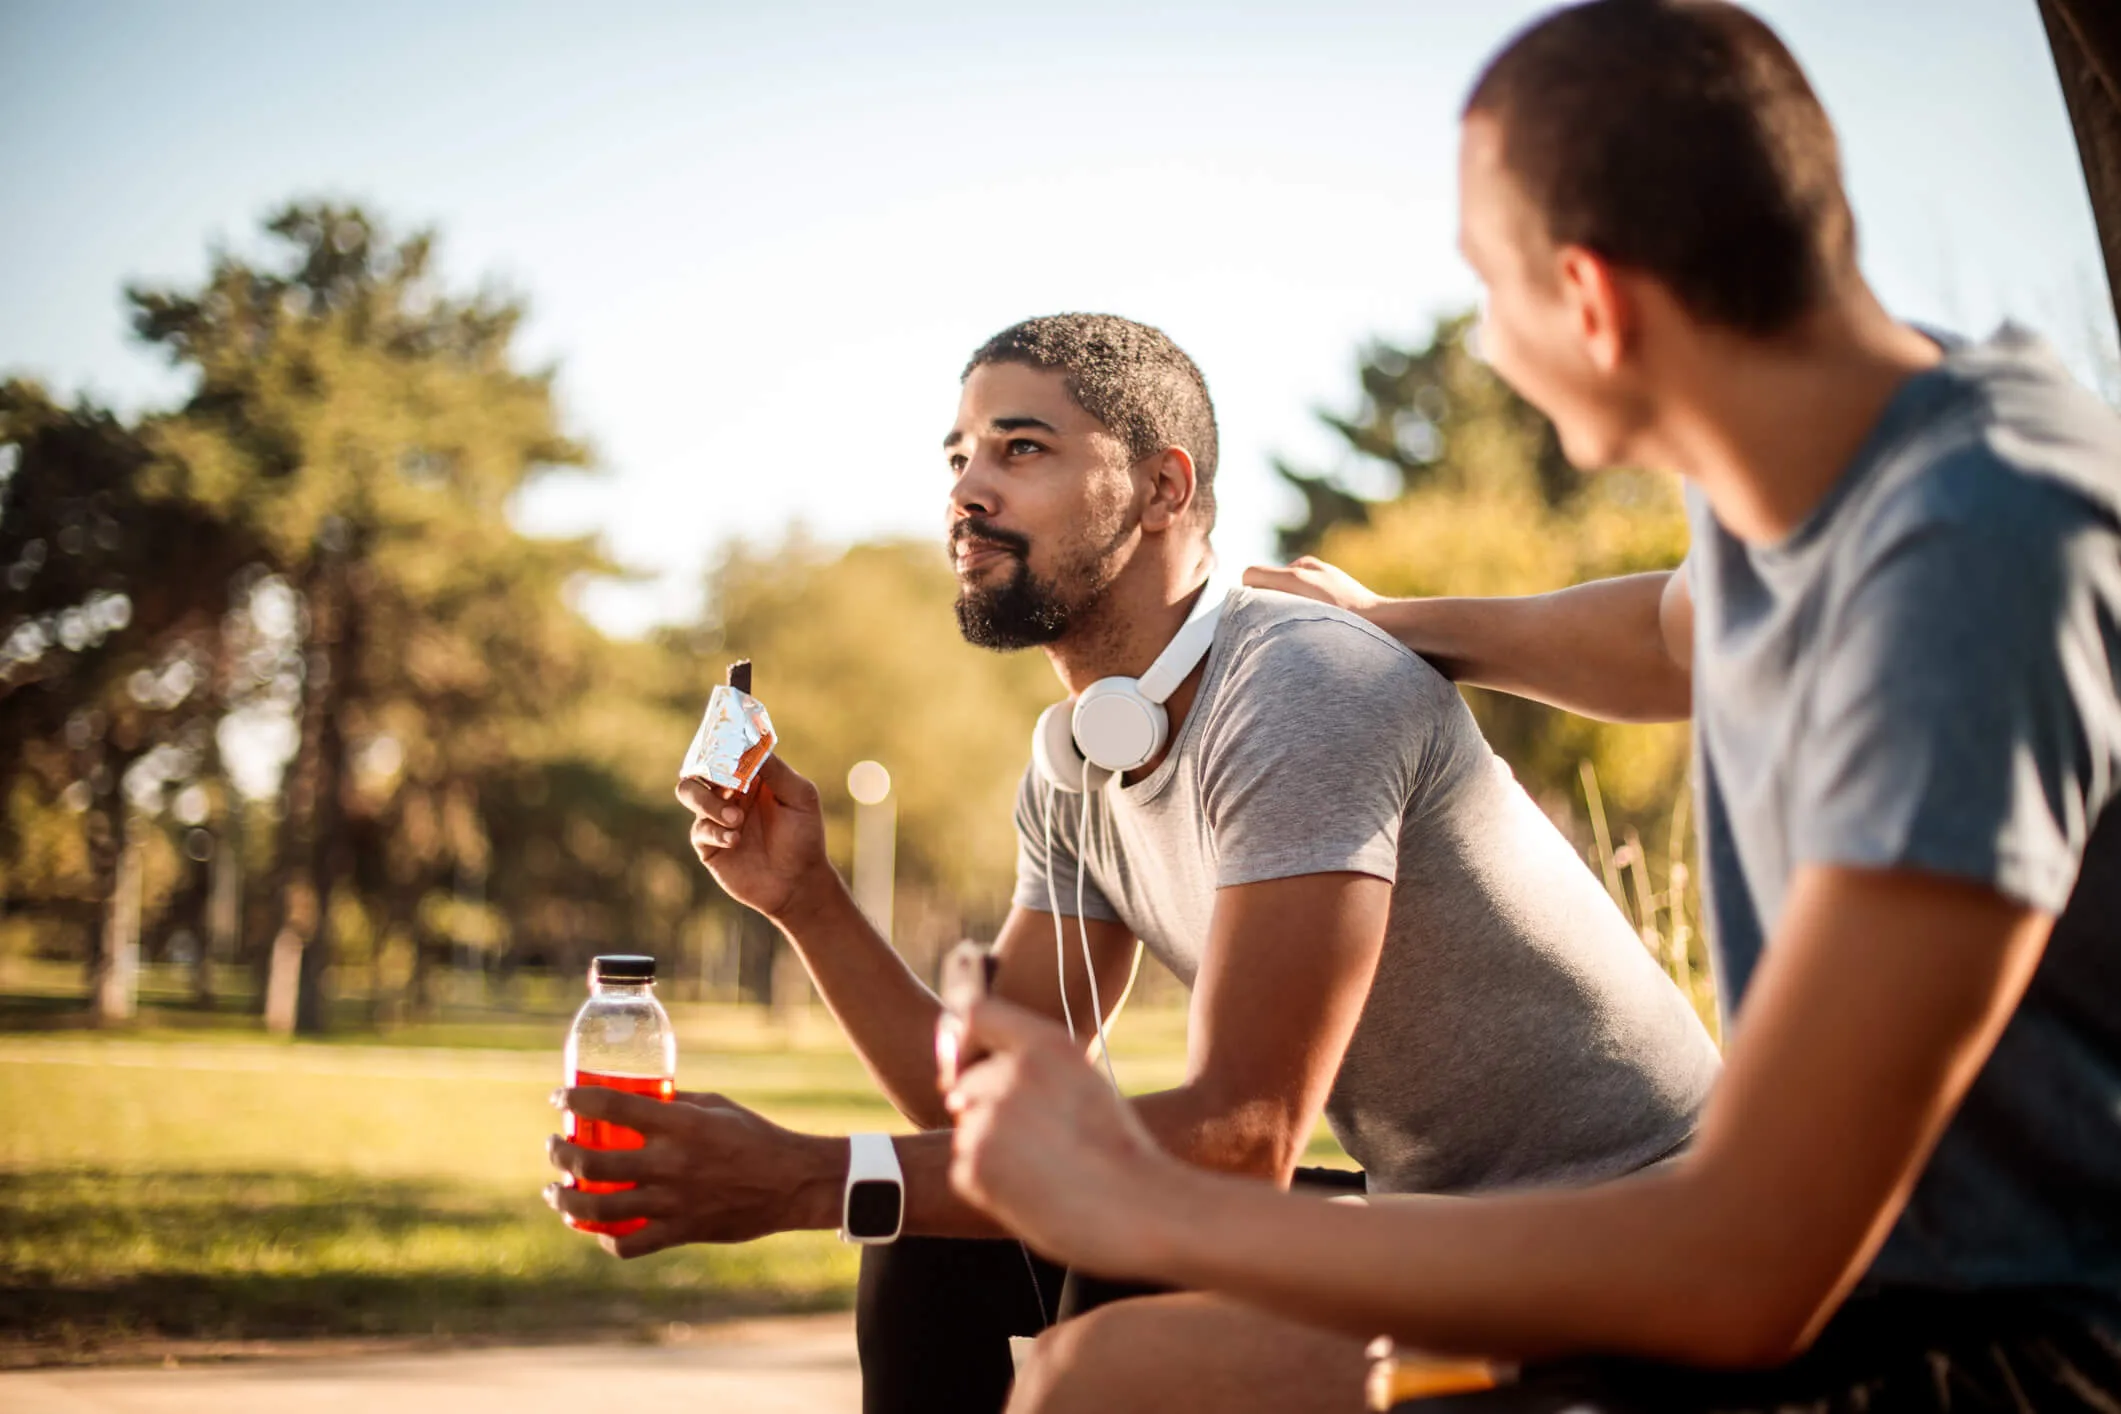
[{"left": 925, "top": 2, "right": 2121, "bottom": 1411}]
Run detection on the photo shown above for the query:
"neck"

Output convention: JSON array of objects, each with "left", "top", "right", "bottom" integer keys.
[
  {"left": 1636, "top": 289, "right": 1943, "bottom": 544},
  {"left": 1044, "top": 546, "right": 1216, "bottom": 779},
  {"left": 1044, "top": 548, "right": 1214, "bottom": 695}
]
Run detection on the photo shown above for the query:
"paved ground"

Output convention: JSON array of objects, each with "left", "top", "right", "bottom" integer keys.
[{"left": 0, "top": 1313, "right": 859, "bottom": 1413}]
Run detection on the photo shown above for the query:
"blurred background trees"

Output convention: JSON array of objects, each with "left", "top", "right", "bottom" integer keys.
[
  {"left": 0, "top": 206, "right": 1707, "bottom": 1033},
  {"left": 0, "top": 201, "right": 1080, "bottom": 1033}
]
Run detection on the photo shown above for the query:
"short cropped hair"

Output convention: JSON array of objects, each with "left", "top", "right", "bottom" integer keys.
[
  {"left": 1465, "top": 0, "right": 1855, "bottom": 336},
  {"left": 965, "top": 314, "right": 1219, "bottom": 528}
]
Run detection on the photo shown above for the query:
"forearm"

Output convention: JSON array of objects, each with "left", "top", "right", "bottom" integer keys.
[
  {"left": 772, "top": 873, "right": 952, "bottom": 1128},
  {"left": 1369, "top": 572, "right": 1689, "bottom": 723},
  {"left": 1137, "top": 1155, "right": 1776, "bottom": 1367}
]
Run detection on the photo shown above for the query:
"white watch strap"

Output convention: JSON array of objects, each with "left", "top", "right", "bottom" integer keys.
[{"left": 842, "top": 1132, "right": 904, "bottom": 1244}]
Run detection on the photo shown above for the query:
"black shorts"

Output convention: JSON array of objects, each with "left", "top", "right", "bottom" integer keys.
[{"left": 1403, "top": 1287, "right": 2121, "bottom": 1413}]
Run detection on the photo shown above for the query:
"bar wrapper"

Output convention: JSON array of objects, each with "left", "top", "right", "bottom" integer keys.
[{"left": 680, "top": 683, "right": 776, "bottom": 793}]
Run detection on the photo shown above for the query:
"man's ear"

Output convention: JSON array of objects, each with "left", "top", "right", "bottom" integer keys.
[
  {"left": 1557, "top": 244, "right": 1635, "bottom": 375},
  {"left": 1137, "top": 447, "right": 1198, "bottom": 533}
]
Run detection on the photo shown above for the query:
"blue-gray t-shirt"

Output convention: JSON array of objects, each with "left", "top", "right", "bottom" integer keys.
[{"left": 1689, "top": 325, "right": 2121, "bottom": 1305}]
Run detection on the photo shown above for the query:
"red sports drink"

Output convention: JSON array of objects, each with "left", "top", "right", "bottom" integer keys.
[{"left": 562, "top": 954, "right": 677, "bottom": 1238}]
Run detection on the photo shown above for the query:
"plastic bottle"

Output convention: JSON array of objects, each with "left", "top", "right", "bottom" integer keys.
[{"left": 562, "top": 953, "right": 676, "bottom": 1237}]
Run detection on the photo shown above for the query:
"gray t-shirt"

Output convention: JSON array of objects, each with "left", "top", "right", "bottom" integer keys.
[
  {"left": 1015, "top": 587, "right": 1721, "bottom": 1196},
  {"left": 1688, "top": 325, "right": 2121, "bottom": 1305}
]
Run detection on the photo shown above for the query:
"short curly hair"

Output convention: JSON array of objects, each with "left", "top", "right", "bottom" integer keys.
[
  {"left": 1465, "top": 0, "right": 1853, "bottom": 336},
  {"left": 964, "top": 313, "right": 1219, "bottom": 529}
]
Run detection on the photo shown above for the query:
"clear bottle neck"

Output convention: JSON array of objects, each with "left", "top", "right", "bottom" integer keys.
[{"left": 590, "top": 979, "right": 656, "bottom": 999}]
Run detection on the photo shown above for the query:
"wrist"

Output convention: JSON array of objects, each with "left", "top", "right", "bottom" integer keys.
[
  {"left": 790, "top": 1134, "right": 851, "bottom": 1231},
  {"left": 1369, "top": 596, "right": 1472, "bottom": 679},
  {"left": 769, "top": 859, "right": 853, "bottom": 938}
]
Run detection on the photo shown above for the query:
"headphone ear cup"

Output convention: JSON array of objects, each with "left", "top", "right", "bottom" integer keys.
[
  {"left": 1032, "top": 701, "right": 1089, "bottom": 793},
  {"left": 1072, "top": 679, "right": 1167, "bottom": 774}
]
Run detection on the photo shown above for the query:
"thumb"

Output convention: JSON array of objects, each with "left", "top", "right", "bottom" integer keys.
[
  {"left": 754, "top": 755, "right": 817, "bottom": 809},
  {"left": 1244, "top": 562, "right": 1324, "bottom": 600},
  {"left": 960, "top": 995, "right": 1076, "bottom": 1060},
  {"left": 1242, "top": 563, "right": 1297, "bottom": 590}
]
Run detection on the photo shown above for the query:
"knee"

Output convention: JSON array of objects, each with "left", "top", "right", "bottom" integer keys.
[{"left": 1008, "top": 1304, "right": 1139, "bottom": 1414}]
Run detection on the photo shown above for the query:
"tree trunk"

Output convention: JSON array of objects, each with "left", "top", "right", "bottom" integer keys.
[
  {"left": 84, "top": 741, "right": 146, "bottom": 1025},
  {"left": 737, "top": 909, "right": 776, "bottom": 1007},
  {"left": 201, "top": 812, "right": 242, "bottom": 1008},
  {"left": 2042, "top": 0, "right": 2121, "bottom": 336},
  {"left": 266, "top": 543, "right": 357, "bottom": 1036},
  {"left": 95, "top": 815, "right": 143, "bottom": 1023}
]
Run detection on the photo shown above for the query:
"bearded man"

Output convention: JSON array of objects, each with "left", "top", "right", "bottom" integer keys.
[{"left": 544, "top": 313, "right": 1720, "bottom": 1414}]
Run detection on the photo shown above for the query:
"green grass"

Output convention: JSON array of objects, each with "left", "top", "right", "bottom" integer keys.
[
  {"left": 0, "top": 992, "right": 1345, "bottom": 1360},
  {"left": 0, "top": 1029, "right": 879, "bottom": 1359}
]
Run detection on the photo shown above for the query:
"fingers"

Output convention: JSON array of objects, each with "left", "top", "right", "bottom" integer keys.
[
  {"left": 603, "top": 1219, "right": 681, "bottom": 1260},
  {"left": 1243, "top": 559, "right": 1328, "bottom": 597},
  {"left": 556, "top": 1085, "right": 675, "bottom": 1132},
  {"left": 679, "top": 778, "right": 747, "bottom": 828},
  {"left": 754, "top": 755, "right": 817, "bottom": 808},
  {"left": 691, "top": 814, "right": 741, "bottom": 860},
  {"left": 548, "top": 1135, "right": 653, "bottom": 1184},
  {"left": 956, "top": 995, "right": 1079, "bottom": 1062},
  {"left": 1241, "top": 563, "right": 1294, "bottom": 591},
  {"left": 944, "top": 1045, "right": 1023, "bottom": 1117},
  {"left": 544, "top": 1177, "right": 663, "bottom": 1227}
]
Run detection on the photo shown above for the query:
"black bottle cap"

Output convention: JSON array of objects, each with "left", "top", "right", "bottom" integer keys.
[{"left": 591, "top": 954, "right": 657, "bottom": 984}]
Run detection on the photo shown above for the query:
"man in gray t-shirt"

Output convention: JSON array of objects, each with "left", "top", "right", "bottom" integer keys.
[
  {"left": 556, "top": 311, "right": 1718, "bottom": 1414},
  {"left": 1018, "top": 584, "right": 1717, "bottom": 1196},
  {"left": 1687, "top": 325, "right": 2121, "bottom": 1302}
]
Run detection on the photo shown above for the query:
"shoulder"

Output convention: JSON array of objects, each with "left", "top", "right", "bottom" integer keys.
[
  {"left": 1215, "top": 587, "right": 1459, "bottom": 708},
  {"left": 1864, "top": 328, "right": 2121, "bottom": 557},
  {"left": 1856, "top": 446, "right": 2115, "bottom": 593}
]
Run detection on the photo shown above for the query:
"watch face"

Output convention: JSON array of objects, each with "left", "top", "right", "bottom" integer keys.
[{"left": 846, "top": 1179, "right": 902, "bottom": 1240}]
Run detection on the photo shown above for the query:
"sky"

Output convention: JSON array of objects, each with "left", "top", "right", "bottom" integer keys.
[{"left": 3, "top": 0, "right": 2113, "bottom": 638}]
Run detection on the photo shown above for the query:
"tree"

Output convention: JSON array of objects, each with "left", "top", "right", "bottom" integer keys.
[
  {"left": 0, "top": 382, "right": 254, "bottom": 1019},
  {"left": 128, "top": 202, "right": 593, "bottom": 1032}
]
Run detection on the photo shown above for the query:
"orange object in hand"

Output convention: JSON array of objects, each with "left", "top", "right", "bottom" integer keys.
[{"left": 563, "top": 1069, "right": 674, "bottom": 1237}]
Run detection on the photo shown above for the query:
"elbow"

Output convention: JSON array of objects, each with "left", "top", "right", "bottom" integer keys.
[
  {"left": 1664, "top": 1277, "right": 1839, "bottom": 1371},
  {"left": 1625, "top": 1160, "right": 1847, "bottom": 1370},
  {"left": 1610, "top": 656, "right": 1692, "bottom": 723},
  {"left": 1680, "top": 1312, "right": 1815, "bottom": 1372},
  {"left": 1195, "top": 1092, "right": 1309, "bottom": 1183}
]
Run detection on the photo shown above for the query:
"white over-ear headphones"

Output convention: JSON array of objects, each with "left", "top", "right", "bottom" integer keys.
[{"left": 1031, "top": 580, "right": 1229, "bottom": 792}]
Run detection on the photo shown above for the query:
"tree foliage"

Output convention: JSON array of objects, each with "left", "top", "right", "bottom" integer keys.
[{"left": 0, "top": 201, "right": 1070, "bottom": 1028}]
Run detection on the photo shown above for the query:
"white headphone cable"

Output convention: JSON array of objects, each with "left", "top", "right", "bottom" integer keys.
[
  {"left": 1077, "top": 756, "right": 1120, "bottom": 1091},
  {"left": 1039, "top": 780, "right": 1078, "bottom": 1046}
]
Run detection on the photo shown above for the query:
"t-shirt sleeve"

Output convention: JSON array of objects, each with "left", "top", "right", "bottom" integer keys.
[
  {"left": 1009, "top": 763, "right": 1121, "bottom": 922},
  {"left": 1793, "top": 463, "right": 2117, "bottom": 913},
  {"left": 1196, "top": 616, "right": 1439, "bottom": 890}
]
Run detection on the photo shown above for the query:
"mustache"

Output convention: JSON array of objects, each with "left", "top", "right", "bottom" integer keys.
[{"left": 950, "top": 519, "right": 1031, "bottom": 561}]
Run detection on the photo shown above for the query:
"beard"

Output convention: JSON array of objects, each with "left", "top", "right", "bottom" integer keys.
[{"left": 951, "top": 517, "right": 1128, "bottom": 651}]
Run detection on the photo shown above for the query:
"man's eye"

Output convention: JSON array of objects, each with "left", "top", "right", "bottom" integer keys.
[
  {"left": 947, "top": 454, "right": 967, "bottom": 474},
  {"left": 1007, "top": 439, "right": 1045, "bottom": 456}
]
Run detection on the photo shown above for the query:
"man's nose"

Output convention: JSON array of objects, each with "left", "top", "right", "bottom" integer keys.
[{"left": 950, "top": 454, "right": 1001, "bottom": 519}]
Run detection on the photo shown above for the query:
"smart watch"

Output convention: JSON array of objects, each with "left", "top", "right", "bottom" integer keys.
[{"left": 841, "top": 1132, "right": 904, "bottom": 1244}]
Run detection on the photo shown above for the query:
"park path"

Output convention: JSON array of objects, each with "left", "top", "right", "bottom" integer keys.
[{"left": 0, "top": 1313, "right": 859, "bottom": 1413}]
